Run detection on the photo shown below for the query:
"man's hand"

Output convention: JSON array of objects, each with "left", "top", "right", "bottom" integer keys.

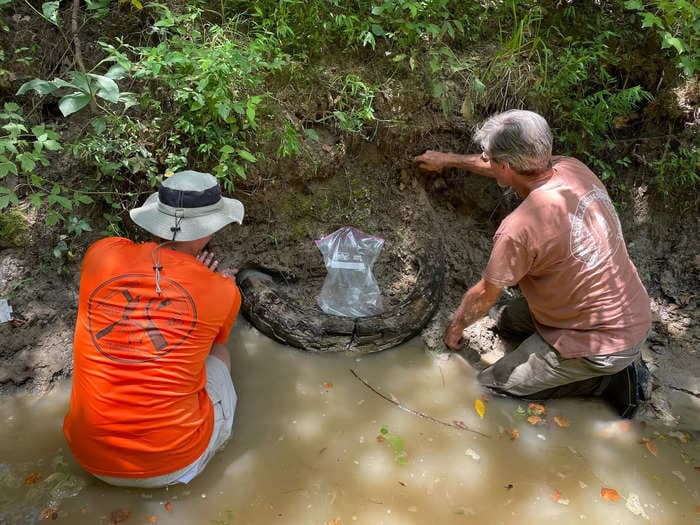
[
  {"left": 196, "top": 249, "right": 219, "bottom": 272},
  {"left": 443, "top": 319, "right": 466, "bottom": 350},
  {"left": 442, "top": 277, "right": 504, "bottom": 351},
  {"left": 414, "top": 150, "right": 449, "bottom": 172},
  {"left": 220, "top": 268, "right": 239, "bottom": 281}
]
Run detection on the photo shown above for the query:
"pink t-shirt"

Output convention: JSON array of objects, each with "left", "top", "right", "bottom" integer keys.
[{"left": 483, "top": 157, "right": 651, "bottom": 358}]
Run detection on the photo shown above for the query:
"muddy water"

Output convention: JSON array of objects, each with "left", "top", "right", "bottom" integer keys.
[{"left": 1, "top": 319, "right": 698, "bottom": 525}]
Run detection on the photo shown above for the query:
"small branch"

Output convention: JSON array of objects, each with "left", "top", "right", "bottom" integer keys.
[{"left": 350, "top": 369, "right": 491, "bottom": 438}]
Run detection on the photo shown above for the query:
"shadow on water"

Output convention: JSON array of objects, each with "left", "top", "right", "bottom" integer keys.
[{"left": 1, "top": 319, "right": 698, "bottom": 525}]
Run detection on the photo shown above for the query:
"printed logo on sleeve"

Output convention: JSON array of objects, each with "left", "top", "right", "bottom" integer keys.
[
  {"left": 569, "top": 188, "right": 623, "bottom": 269},
  {"left": 88, "top": 274, "right": 197, "bottom": 363}
]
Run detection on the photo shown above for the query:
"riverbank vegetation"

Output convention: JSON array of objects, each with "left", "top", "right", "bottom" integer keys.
[{"left": 0, "top": 0, "right": 698, "bottom": 266}]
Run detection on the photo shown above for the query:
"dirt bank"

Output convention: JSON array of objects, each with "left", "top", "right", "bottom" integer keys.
[{"left": 1, "top": 117, "right": 698, "bottom": 429}]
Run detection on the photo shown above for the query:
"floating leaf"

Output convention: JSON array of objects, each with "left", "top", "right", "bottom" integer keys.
[
  {"left": 24, "top": 472, "right": 42, "bottom": 485},
  {"left": 551, "top": 490, "right": 562, "bottom": 501},
  {"left": 323, "top": 382, "right": 333, "bottom": 389},
  {"left": 601, "top": 487, "right": 619, "bottom": 501},
  {"left": 527, "top": 415, "right": 542, "bottom": 425},
  {"left": 527, "top": 403, "right": 546, "bottom": 416},
  {"left": 40, "top": 507, "right": 58, "bottom": 520},
  {"left": 325, "top": 520, "right": 342, "bottom": 525},
  {"left": 508, "top": 429, "right": 520, "bottom": 440},
  {"left": 640, "top": 439, "right": 658, "bottom": 456},
  {"left": 474, "top": 399, "right": 486, "bottom": 419},
  {"left": 164, "top": 502, "right": 172, "bottom": 512},
  {"left": 147, "top": 517, "right": 157, "bottom": 523},
  {"left": 553, "top": 416, "right": 570, "bottom": 428},
  {"left": 109, "top": 509, "right": 131, "bottom": 524}
]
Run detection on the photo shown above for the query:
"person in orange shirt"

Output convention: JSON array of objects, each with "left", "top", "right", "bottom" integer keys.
[{"left": 64, "top": 170, "right": 244, "bottom": 487}]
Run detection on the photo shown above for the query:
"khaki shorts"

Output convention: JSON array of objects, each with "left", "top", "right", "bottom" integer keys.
[{"left": 95, "top": 355, "right": 237, "bottom": 488}]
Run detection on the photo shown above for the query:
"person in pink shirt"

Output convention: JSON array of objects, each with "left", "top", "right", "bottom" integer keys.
[{"left": 415, "top": 110, "right": 651, "bottom": 417}]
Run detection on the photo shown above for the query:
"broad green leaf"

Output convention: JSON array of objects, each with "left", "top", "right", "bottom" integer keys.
[
  {"left": 16, "top": 78, "right": 56, "bottom": 96},
  {"left": 623, "top": 0, "right": 644, "bottom": 10},
  {"left": 43, "top": 139, "right": 61, "bottom": 151},
  {"left": 0, "top": 159, "right": 18, "bottom": 177},
  {"left": 3, "top": 102, "right": 21, "bottom": 113},
  {"left": 104, "top": 64, "right": 128, "bottom": 80},
  {"left": 238, "top": 150, "right": 256, "bottom": 162},
  {"left": 73, "top": 192, "right": 94, "bottom": 205},
  {"left": 0, "top": 194, "right": 8, "bottom": 210},
  {"left": 58, "top": 92, "right": 91, "bottom": 116},
  {"left": 92, "top": 117, "right": 107, "bottom": 134},
  {"left": 67, "top": 71, "right": 91, "bottom": 93},
  {"left": 662, "top": 34, "right": 686, "bottom": 54},
  {"left": 45, "top": 210, "right": 63, "bottom": 226},
  {"left": 117, "top": 93, "right": 138, "bottom": 110},
  {"left": 88, "top": 74, "right": 120, "bottom": 103},
  {"left": 641, "top": 12, "right": 663, "bottom": 29},
  {"left": 28, "top": 192, "right": 45, "bottom": 207},
  {"left": 42, "top": 1, "right": 60, "bottom": 26},
  {"left": 51, "top": 77, "right": 77, "bottom": 90},
  {"left": 304, "top": 128, "right": 320, "bottom": 142},
  {"left": 48, "top": 193, "right": 73, "bottom": 210},
  {"left": 371, "top": 24, "right": 385, "bottom": 36},
  {"left": 17, "top": 153, "right": 35, "bottom": 172}
]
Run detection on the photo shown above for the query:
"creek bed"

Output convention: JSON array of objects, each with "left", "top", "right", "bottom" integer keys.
[{"left": 0, "top": 319, "right": 697, "bottom": 524}]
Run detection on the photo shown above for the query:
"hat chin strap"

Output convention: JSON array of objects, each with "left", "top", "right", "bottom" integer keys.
[{"left": 151, "top": 209, "right": 184, "bottom": 295}]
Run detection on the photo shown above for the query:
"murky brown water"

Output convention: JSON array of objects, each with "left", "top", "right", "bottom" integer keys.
[{"left": 1, "top": 319, "right": 698, "bottom": 525}]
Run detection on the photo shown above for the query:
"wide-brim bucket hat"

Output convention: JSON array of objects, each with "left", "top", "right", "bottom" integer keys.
[{"left": 130, "top": 170, "right": 244, "bottom": 241}]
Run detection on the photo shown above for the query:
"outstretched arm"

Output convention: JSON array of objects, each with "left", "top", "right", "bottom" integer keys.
[
  {"left": 414, "top": 150, "right": 497, "bottom": 178},
  {"left": 444, "top": 277, "right": 503, "bottom": 350}
]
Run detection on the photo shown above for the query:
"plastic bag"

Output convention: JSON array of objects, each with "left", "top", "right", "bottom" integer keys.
[{"left": 315, "top": 226, "right": 384, "bottom": 317}]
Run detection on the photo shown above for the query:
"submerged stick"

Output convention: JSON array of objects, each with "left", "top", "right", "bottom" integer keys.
[{"left": 350, "top": 369, "right": 491, "bottom": 438}]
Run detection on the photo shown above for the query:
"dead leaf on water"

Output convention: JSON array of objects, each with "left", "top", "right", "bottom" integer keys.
[
  {"left": 508, "top": 429, "right": 520, "bottom": 440},
  {"left": 640, "top": 438, "right": 658, "bottom": 456},
  {"left": 147, "top": 517, "right": 157, "bottom": 523},
  {"left": 527, "top": 415, "right": 542, "bottom": 425},
  {"left": 23, "top": 472, "right": 41, "bottom": 485},
  {"left": 40, "top": 507, "right": 58, "bottom": 520},
  {"left": 323, "top": 382, "right": 333, "bottom": 389},
  {"left": 528, "top": 403, "right": 546, "bottom": 416},
  {"left": 109, "top": 509, "right": 131, "bottom": 524},
  {"left": 474, "top": 399, "right": 486, "bottom": 419},
  {"left": 325, "top": 519, "right": 342, "bottom": 525},
  {"left": 164, "top": 502, "right": 172, "bottom": 512},
  {"left": 601, "top": 487, "right": 620, "bottom": 501},
  {"left": 553, "top": 416, "right": 570, "bottom": 428}
]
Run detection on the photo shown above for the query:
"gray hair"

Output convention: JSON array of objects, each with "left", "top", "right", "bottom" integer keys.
[{"left": 473, "top": 110, "right": 553, "bottom": 174}]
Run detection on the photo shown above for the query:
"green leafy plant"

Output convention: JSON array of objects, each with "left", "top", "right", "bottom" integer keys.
[
  {"left": 654, "top": 145, "right": 699, "bottom": 197},
  {"left": 16, "top": 66, "right": 135, "bottom": 116},
  {"left": 324, "top": 73, "right": 377, "bottom": 134},
  {"left": 625, "top": 0, "right": 700, "bottom": 76},
  {"left": 0, "top": 102, "right": 61, "bottom": 209}
]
